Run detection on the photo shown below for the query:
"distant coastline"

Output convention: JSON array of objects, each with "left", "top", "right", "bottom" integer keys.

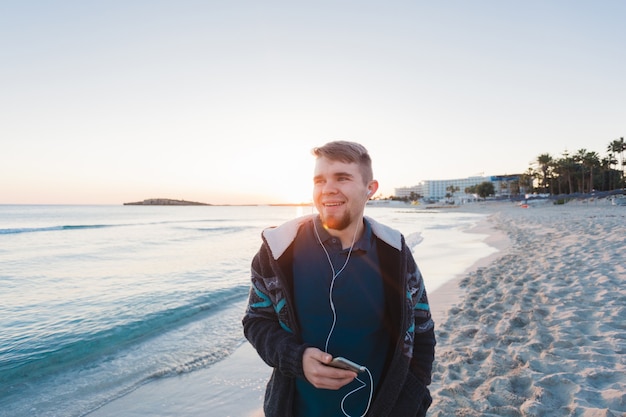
[
  {"left": 123, "top": 198, "right": 211, "bottom": 206},
  {"left": 122, "top": 198, "right": 318, "bottom": 207}
]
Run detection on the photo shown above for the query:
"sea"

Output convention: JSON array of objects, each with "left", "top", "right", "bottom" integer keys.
[{"left": 0, "top": 204, "right": 494, "bottom": 417}]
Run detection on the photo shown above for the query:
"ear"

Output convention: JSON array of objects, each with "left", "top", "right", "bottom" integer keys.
[{"left": 366, "top": 180, "right": 379, "bottom": 197}]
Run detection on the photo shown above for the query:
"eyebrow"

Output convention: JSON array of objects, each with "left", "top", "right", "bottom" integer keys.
[{"left": 314, "top": 171, "right": 355, "bottom": 181}]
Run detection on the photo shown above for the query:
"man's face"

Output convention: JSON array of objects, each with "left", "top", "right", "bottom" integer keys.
[{"left": 313, "top": 157, "right": 368, "bottom": 231}]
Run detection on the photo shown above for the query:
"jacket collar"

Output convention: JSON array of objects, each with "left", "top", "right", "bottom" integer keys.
[{"left": 262, "top": 214, "right": 403, "bottom": 260}]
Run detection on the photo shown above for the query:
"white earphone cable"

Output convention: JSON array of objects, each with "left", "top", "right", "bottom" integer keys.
[
  {"left": 313, "top": 219, "right": 359, "bottom": 353},
  {"left": 342, "top": 369, "right": 374, "bottom": 417},
  {"left": 313, "top": 218, "right": 374, "bottom": 417}
]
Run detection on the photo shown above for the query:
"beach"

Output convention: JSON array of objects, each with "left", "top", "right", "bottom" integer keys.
[
  {"left": 86, "top": 201, "right": 625, "bottom": 416},
  {"left": 429, "top": 201, "right": 626, "bottom": 417}
]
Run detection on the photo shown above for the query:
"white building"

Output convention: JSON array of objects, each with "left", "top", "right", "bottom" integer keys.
[
  {"left": 421, "top": 176, "right": 489, "bottom": 201},
  {"left": 394, "top": 184, "right": 425, "bottom": 199},
  {"left": 395, "top": 174, "right": 523, "bottom": 202}
]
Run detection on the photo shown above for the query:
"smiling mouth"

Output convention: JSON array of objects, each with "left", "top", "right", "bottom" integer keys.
[{"left": 323, "top": 202, "right": 344, "bottom": 207}]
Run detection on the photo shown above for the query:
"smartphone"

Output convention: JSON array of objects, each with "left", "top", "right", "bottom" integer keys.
[{"left": 328, "top": 357, "right": 366, "bottom": 373}]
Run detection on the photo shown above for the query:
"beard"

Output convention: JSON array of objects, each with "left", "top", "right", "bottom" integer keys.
[{"left": 321, "top": 210, "right": 352, "bottom": 231}]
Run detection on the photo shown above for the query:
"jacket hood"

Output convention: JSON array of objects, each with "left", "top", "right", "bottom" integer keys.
[{"left": 262, "top": 214, "right": 403, "bottom": 260}]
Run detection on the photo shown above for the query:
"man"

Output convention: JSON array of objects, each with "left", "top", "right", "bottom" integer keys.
[{"left": 242, "top": 141, "right": 435, "bottom": 417}]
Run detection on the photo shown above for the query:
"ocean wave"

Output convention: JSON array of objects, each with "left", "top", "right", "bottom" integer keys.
[
  {"left": 0, "top": 222, "right": 258, "bottom": 236},
  {"left": 194, "top": 225, "right": 257, "bottom": 233},
  {"left": 405, "top": 231, "right": 424, "bottom": 248},
  {"left": 0, "top": 285, "right": 250, "bottom": 391},
  {"left": 0, "top": 224, "right": 113, "bottom": 234}
]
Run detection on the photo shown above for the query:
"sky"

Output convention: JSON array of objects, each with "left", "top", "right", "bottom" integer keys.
[{"left": 1, "top": 1, "right": 624, "bottom": 205}]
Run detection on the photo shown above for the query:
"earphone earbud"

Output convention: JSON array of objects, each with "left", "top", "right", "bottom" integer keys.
[{"left": 366, "top": 190, "right": 372, "bottom": 196}]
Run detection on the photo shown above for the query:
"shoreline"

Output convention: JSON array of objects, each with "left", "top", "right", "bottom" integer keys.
[{"left": 427, "top": 209, "right": 511, "bottom": 325}]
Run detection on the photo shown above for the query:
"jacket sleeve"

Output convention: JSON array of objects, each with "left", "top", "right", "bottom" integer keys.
[
  {"left": 242, "top": 243, "right": 309, "bottom": 379},
  {"left": 370, "top": 244, "right": 435, "bottom": 417},
  {"left": 406, "top": 247, "right": 436, "bottom": 386}
]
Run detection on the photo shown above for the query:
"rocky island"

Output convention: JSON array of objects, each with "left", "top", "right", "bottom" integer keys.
[{"left": 123, "top": 198, "right": 211, "bottom": 206}]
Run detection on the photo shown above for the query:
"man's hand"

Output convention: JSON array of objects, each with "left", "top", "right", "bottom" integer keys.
[{"left": 302, "top": 347, "right": 357, "bottom": 389}]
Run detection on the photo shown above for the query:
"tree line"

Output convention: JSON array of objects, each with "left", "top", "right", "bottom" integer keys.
[
  {"left": 462, "top": 137, "right": 625, "bottom": 199},
  {"left": 529, "top": 137, "right": 625, "bottom": 195}
]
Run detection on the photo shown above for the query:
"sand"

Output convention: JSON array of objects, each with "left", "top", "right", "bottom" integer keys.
[
  {"left": 88, "top": 200, "right": 626, "bottom": 416},
  {"left": 429, "top": 201, "right": 626, "bottom": 417}
]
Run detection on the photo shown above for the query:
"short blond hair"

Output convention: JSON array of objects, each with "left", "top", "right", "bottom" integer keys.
[{"left": 312, "top": 140, "right": 373, "bottom": 183}]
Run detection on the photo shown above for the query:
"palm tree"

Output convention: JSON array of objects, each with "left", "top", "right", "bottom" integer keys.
[
  {"left": 606, "top": 137, "right": 626, "bottom": 184},
  {"left": 574, "top": 149, "right": 588, "bottom": 193},
  {"left": 601, "top": 155, "right": 617, "bottom": 190},
  {"left": 608, "top": 137, "right": 625, "bottom": 178},
  {"left": 556, "top": 152, "right": 576, "bottom": 194},
  {"left": 446, "top": 185, "right": 459, "bottom": 202},
  {"left": 605, "top": 149, "right": 617, "bottom": 189},
  {"left": 583, "top": 151, "right": 600, "bottom": 193},
  {"left": 536, "top": 153, "right": 553, "bottom": 193}
]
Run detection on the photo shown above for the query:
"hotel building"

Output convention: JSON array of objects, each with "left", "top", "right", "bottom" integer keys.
[{"left": 395, "top": 174, "right": 523, "bottom": 202}]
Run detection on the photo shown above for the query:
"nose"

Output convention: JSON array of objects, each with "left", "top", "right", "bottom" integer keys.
[{"left": 320, "top": 180, "right": 338, "bottom": 195}]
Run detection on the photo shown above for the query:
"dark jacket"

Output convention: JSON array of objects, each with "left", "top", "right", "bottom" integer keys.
[{"left": 242, "top": 215, "right": 436, "bottom": 417}]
